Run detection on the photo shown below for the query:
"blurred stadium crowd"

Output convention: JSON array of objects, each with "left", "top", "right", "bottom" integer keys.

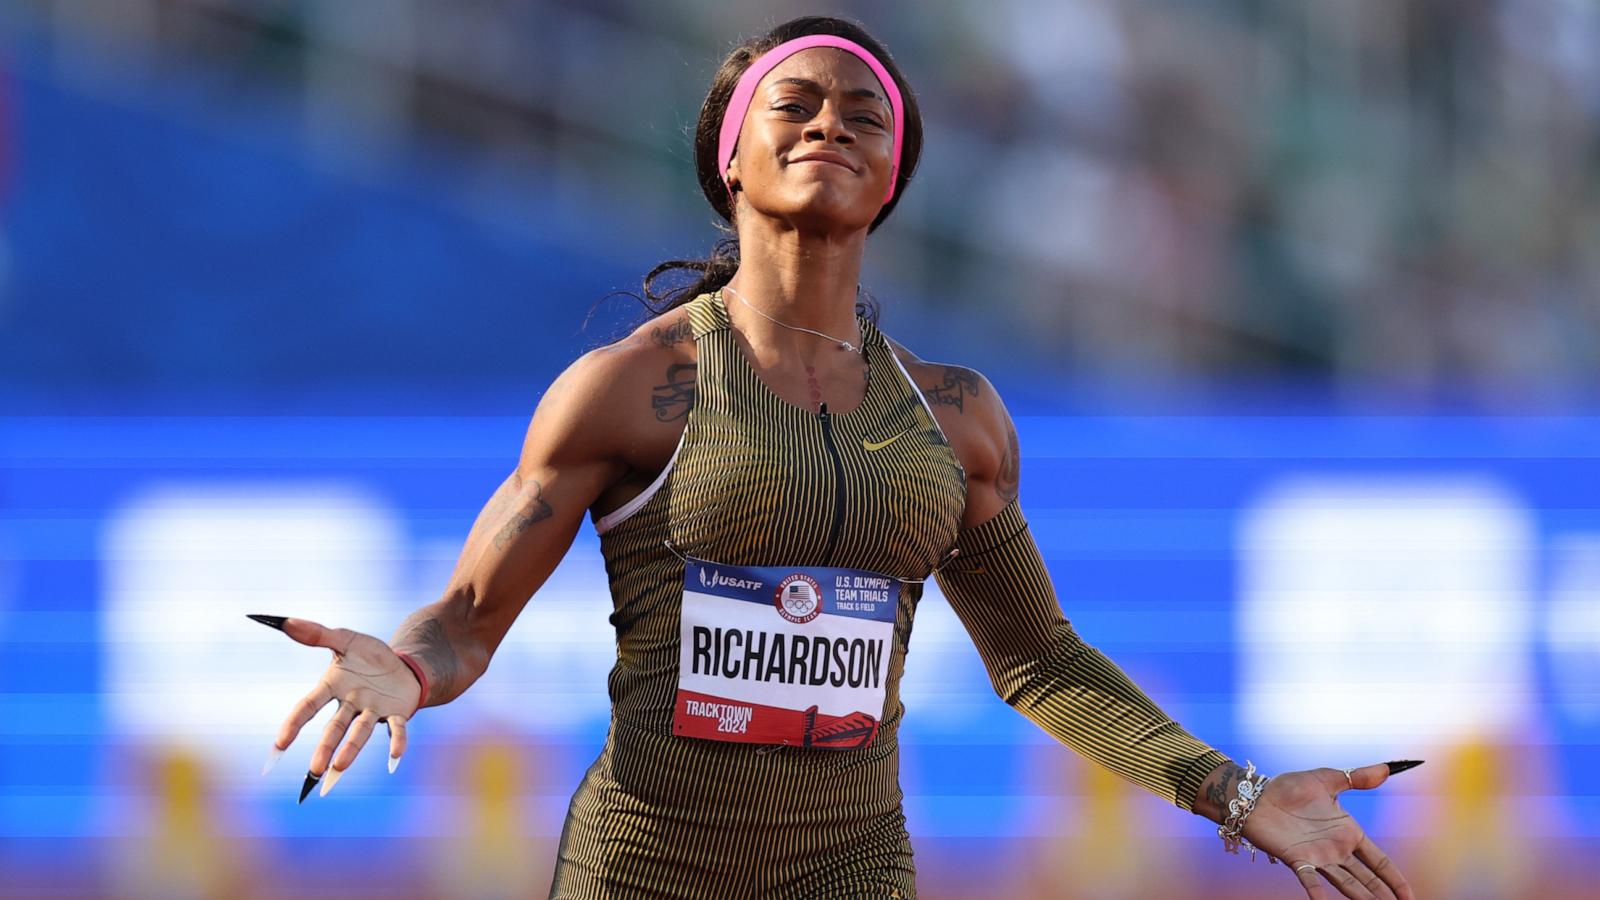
[{"left": 5, "top": 0, "right": 1597, "bottom": 396}]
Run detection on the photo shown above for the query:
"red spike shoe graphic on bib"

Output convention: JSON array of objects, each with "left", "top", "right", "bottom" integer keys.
[{"left": 802, "top": 706, "right": 880, "bottom": 750}]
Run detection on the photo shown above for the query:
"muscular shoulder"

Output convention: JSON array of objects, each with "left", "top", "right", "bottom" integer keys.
[
  {"left": 533, "top": 306, "right": 697, "bottom": 476},
  {"left": 883, "top": 337, "right": 1015, "bottom": 503}
]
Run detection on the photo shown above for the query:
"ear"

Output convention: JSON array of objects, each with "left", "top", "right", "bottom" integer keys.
[{"left": 725, "top": 161, "right": 741, "bottom": 193}]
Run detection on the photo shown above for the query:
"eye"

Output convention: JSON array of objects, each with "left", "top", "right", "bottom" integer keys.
[{"left": 773, "top": 101, "right": 884, "bottom": 129}]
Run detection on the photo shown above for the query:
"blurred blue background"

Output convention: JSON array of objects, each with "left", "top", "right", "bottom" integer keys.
[{"left": 2, "top": 2, "right": 1598, "bottom": 898}]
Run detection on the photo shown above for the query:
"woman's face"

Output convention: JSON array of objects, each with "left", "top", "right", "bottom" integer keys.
[{"left": 726, "top": 48, "right": 896, "bottom": 234}]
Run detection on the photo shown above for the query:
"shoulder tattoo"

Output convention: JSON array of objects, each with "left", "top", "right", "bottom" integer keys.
[
  {"left": 652, "top": 362, "right": 697, "bottom": 422},
  {"left": 649, "top": 318, "right": 694, "bottom": 348},
  {"left": 922, "top": 366, "right": 981, "bottom": 414}
]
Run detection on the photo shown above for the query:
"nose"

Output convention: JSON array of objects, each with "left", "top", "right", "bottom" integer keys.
[{"left": 803, "top": 102, "right": 854, "bottom": 146}]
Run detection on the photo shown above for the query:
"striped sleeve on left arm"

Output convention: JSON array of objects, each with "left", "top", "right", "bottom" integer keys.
[{"left": 933, "top": 497, "right": 1231, "bottom": 812}]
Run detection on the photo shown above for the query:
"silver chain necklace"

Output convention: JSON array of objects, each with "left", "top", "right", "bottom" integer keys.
[{"left": 721, "top": 284, "right": 862, "bottom": 353}]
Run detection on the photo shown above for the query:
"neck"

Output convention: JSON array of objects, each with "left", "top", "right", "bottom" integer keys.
[{"left": 723, "top": 218, "right": 866, "bottom": 362}]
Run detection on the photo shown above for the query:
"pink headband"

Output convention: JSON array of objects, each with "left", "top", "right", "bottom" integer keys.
[{"left": 717, "top": 34, "right": 906, "bottom": 206}]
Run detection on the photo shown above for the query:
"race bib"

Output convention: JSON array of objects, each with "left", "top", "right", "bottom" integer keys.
[{"left": 673, "top": 556, "right": 899, "bottom": 750}]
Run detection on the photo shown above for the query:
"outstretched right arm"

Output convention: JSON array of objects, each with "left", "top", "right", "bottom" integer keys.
[
  {"left": 387, "top": 346, "right": 638, "bottom": 707},
  {"left": 261, "top": 341, "right": 671, "bottom": 793}
]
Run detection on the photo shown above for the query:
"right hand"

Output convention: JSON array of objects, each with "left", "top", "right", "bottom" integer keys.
[{"left": 268, "top": 617, "right": 422, "bottom": 789}]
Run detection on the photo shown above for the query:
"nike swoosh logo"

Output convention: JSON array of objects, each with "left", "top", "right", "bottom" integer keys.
[{"left": 863, "top": 428, "right": 912, "bottom": 452}]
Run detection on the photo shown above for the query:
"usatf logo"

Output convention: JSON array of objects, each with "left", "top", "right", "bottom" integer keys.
[
  {"left": 774, "top": 573, "right": 823, "bottom": 624},
  {"left": 699, "top": 567, "right": 763, "bottom": 592}
]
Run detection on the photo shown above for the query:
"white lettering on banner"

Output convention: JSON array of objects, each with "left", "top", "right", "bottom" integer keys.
[
  {"left": 699, "top": 568, "right": 764, "bottom": 592},
  {"left": 684, "top": 698, "right": 753, "bottom": 734},
  {"left": 835, "top": 588, "right": 891, "bottom": 606}
]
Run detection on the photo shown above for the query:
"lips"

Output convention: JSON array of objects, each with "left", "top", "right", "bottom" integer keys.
[{"left": 789, "top": 153, "right": 856, "bottom": 172}]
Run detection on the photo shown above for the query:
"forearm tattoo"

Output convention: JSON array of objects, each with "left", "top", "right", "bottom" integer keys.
[
  {"left": 390, "top": 615, "right": 459, "bottom": 707},
  {"left": 491, "top": 477, "right": 553, "bottom": 551},
  {"left": 996, "top": 418, "right": 1020, "bottom": 505},
  {"left": 652, "top": 363, "right": 697, "bottom": 421},
  {"left": 923, "top": 366, "right": 981, "bottom": 413},
  {"left": 1203, "top": 761, "right": 1251, "bottom": 818}
]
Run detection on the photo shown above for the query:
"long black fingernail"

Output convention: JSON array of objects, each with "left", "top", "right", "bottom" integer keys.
[
  {"left": 248, "top": 614, "right": 288, "bottom": 632},
  {"left": 1384, "top": 759, "right": 1424, "bottom": 775},
  {"left": 299, "top": 770, "right": 321, "bottom": 803}
]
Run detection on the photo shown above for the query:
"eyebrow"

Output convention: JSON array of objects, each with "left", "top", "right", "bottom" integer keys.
[{"left": 769, "top": 77, "right": 888, "bottom": 110}]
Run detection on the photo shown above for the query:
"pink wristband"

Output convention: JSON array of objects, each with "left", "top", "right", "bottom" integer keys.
[{"left": 393, "top": 650, "right": 429, "bottom": 718}]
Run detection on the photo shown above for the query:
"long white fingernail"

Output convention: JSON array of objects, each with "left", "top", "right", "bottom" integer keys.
[
  {"left": 262, "top": 746, "right": 284, "bottom": 776},
  {"left": 319, "top": 766, "right": 344, "bottom": 797},
  {"left": 388, "top": 755, "right": 401, "bottom": 774}
]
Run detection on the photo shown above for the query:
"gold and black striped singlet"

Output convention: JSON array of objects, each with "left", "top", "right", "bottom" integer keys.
[
  {"left": 551, "top": 288, "right": 1230, "bottom": 898},
  {"left": 553, "top": 289, "right": 962, "bottom": 898}
]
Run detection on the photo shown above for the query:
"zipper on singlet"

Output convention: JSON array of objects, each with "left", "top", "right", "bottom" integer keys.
[{"left": 818, "top": 402, "right": 847, "bottom": 565}]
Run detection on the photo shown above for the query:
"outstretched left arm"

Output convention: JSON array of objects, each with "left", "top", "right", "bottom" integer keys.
[
  {"left": 922, "top": 364, "right": 1231, "bottom": 812},
  {"left": 933, "top": 492, "right": 1233, "bottom": 812},
  {"left": 925, "top": 363, "right": 1415, "bottom": 898}
]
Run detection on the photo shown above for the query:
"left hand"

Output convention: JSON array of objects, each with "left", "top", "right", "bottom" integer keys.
[{"left": 1241, "top": 763, "right": 1415, "bottom": 899}]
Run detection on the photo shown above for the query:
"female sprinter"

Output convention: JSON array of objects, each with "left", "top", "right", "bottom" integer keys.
[{"left": 254, "top": 16, "right": 1416, "bottom": 900}]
